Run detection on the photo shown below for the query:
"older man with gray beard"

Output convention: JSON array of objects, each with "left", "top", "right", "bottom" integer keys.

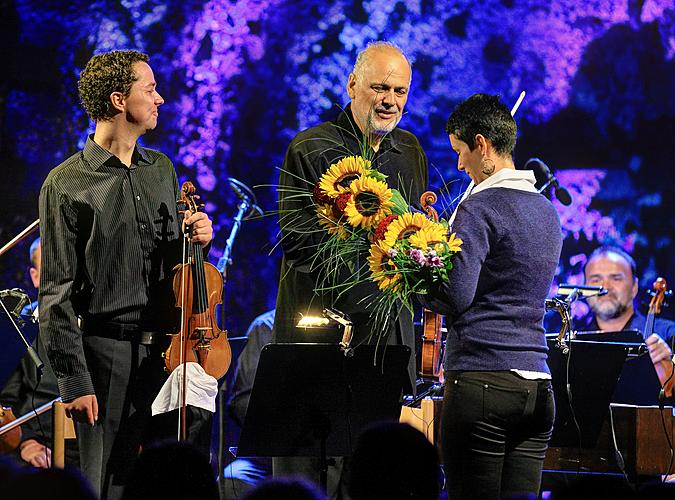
[{"left": 271, "top": 42, "right": 428, "bottom": 496}]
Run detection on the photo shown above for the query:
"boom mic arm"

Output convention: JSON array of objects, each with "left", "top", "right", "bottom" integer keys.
[{"left": 524, "top": 158, "right": 573, "bottom": 206}]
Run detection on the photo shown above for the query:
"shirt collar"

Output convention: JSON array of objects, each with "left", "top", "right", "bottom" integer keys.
[
  {"left": 470, "top": 168, "right": 538, "bottom": 196},
  {"left": 447, "top": 169, "right": 538, "bottom": 229},
  {"left": 83, "top": 134, "right": 152, "bottom": 171}
]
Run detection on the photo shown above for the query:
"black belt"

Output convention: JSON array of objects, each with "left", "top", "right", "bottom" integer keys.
[{"left": 81, "top": 320, "right": 164, "bottom": 345}]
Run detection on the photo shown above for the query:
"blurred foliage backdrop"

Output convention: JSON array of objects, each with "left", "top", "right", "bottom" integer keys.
[{"left": 1, "top": 0, "right": 673, "bottom": 343}]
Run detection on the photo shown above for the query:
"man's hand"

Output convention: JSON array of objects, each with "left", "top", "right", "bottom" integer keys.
[
  {"left": 184, "top": 210, "right": 213, "bottom": 247},
  {"left": 64, "top": 394, "right": 98, "bottom": 425},
  {"left": 646, "top": 334, "right": 674, "bottom": 398},
  {"left": 646, "top": 334, "right": 673, "bottom": 364},
  {"left": 19, "top": 439, "right": 51, "bottom": 468}
]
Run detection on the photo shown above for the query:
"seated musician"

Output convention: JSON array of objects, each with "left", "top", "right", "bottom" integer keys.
[
  {"left": 221, "top": 309, "right": 274, "bottom": 499},
  {"left": 552, "top": 246, "right": 675, "bottom": 400},
  {"left": 578, "top": 246, "right": 674, "bottom": 343},
  {"left": 0, "top": 238, "right": 78, "bottom": 467}
]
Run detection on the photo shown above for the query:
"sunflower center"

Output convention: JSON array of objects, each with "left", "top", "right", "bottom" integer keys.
[
  {"left": 336, "top": 174, "right": 360, "bottom": 189},
  {"left": 398, "top": 225, "right": 421, "bottom": 239},
  {"left": 354, "top": 191, "right": 382, "bottom": 216},
  {"left": 383, "top": 260, "right": 397, "bottom": 272}
]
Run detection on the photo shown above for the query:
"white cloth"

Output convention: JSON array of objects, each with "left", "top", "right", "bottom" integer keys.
[
  {"left": 151, "top": 362, "right": 218, "bottom": 415},
  {"left": 447, "top": 169, "right": 538, "bottom": 229}
]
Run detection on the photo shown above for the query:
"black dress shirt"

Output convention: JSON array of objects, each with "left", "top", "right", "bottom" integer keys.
[{"left": 38, "top": 136, "right": 184, "bottom": 401}]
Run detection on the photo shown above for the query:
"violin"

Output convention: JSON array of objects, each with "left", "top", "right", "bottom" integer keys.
[
  {"left": 419, "top": 191, "right": 444, "bottom": 383},
  {"left": 644, "top": 277, "right": 673, "bottom": 398},
  {"left": 164, "top": 182, "right": 232, "bottom": 438},
  {"left": 0, "top": 404, "right": 21, "bottom": 453}
]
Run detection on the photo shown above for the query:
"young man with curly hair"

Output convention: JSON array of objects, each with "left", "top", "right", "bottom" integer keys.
[{"left": 39, "top": 50, "right": 213, "bottom": 499}]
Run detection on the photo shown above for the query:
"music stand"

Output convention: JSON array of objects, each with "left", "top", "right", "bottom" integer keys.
[
  {"left": 547, "top": 339, "right": 629, "bottom": 447},
  {"left": 556, "top": 330, "right": 663, "bottom": 405},
  {"left": 236, "top": 343, "right": 411, "bottom": 490},
  {"left": 572, "top": 328, "right": 644, "bottom": 344}
]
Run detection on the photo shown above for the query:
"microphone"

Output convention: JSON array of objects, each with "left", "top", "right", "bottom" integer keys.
[
  {"left": 0, "top": 288, "right": 30, "bottom": 319},
  {"left": 556, "top": 284, "right": 608, "bottom": 298},
  {"left": 228, "top": 178, "right": 263, "bottom": 219},
  {"left": 524, "top": 158, "right": 572, "bottom": 206}
]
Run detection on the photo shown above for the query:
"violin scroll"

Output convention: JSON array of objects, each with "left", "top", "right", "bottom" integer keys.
[{"left": 648, "top": 277, "right": 669, "bottom": 316}]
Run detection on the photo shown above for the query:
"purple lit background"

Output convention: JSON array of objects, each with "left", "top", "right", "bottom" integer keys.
[{"left": 1, "top": 0, "right": 673, "bottom": 343}]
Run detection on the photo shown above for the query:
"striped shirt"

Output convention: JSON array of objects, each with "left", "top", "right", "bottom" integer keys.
[{"left": 38, "top": 135, "right": 183, "bottom": 401}]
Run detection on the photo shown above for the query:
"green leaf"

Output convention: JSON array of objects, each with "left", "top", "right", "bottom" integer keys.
[
  {"left": 365, "top": 169, "right": 388, "bottom": 183},
  {"left": 390, "top": 190, "right": 409, "bottom": 215}
]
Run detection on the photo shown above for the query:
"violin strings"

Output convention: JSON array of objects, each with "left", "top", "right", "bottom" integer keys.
[{"left": 178, "top": 226, "right": 189, "bottom": 441}]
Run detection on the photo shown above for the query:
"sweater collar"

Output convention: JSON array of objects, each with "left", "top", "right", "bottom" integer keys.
[{"left": 448, "top": 169, "right": 538, "bottom": 228}]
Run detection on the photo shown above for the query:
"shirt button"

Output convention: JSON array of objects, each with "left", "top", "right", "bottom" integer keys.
[
  {"left": 136, "top": 195, "right": 141, "bottom": 201},
  {"left": 141, "top": 224, "right": 147, "bottom": 230}
]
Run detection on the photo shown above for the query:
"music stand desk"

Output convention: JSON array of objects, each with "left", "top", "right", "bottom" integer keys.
[
  {"left": 236, "top": 343, "right": 411, "bottom": 490},
  {"left": 547, "top": 339, "right": 629, "bottom": 448}
]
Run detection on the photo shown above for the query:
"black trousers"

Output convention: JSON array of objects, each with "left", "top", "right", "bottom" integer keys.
[
  {"left": 442, "top": 370, "right": 555, "bottom": 500},
  {"left": 77, "top": 335, "right": 210, "bottom": 500}
]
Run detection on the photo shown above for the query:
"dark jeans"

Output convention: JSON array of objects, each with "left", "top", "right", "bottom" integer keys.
[{"left": 442, "top": 370, "right": 555, "bottom": 500}]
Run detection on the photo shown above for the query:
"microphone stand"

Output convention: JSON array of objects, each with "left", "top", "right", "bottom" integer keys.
[
  {"left": 215, "top": 179, "right": 262, "bottom": 277},
  {"left": 537, "top": 177, "right": 556, "bottom": 194},
  {"left": 0, "top": 219, "right": 44, "bottom": 372},
  {"left": 0, "top": 294, "right": 43, "bottom": 372},
  {"left": 0, "top": 219, "right": 39, "bottom": 259},
  {"left": 214, "top": 179, "right": 262, "bottom": 488}
]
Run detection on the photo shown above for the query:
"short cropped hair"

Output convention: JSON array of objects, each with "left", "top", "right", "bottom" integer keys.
[
  {"left": 29, "top": 237, "right": 40, "bottom": 267},
  {"left": 78, "top": 50, "right": 149, "bottom": 121},
  {"left": 445, "top": 93, "right": 517, "bottom": 155},
  {"left": 352, "top": 41, "right": 411, "bottom": 82},
  {"left": 585, "top": 245, "right": 638, "bottom": 281}
]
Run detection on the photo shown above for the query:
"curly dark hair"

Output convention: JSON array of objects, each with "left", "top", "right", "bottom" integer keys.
[
  {"left": 445, "top": 93, "right": 517, "bottom": 155},
  {"left": 78, "top": 50, "right": 149, "bottom": 121}
]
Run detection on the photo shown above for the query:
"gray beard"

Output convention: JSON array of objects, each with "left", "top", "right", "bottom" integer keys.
[
  {"left": 365, "top": 111, "right": 401, "bottom": 136},
  {"left": 589, "top": 297, "right": 628, "bottom": 321}
]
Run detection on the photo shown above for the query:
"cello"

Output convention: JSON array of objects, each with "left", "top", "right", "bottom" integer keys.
[
  {"left": 419, "top": 191, "right": 444, "bottom": 383},
  {"left": 164, "top": 181, "right": 232, "bottom": 440}
]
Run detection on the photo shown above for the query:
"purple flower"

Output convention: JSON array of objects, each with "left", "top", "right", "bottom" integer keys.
[
  {"left": 409, "top": 248, "right": 426, "bottom": 266},
  {"left": 387, "top": 247, "right": 398, "bottom": 258},
  {"left": 427, "top": 255, "right": 443, "bottom": 268}
]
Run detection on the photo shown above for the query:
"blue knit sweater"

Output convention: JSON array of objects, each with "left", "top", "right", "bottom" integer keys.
[{"left": 419, "top": 187, "right": 562, "bottom": 373}]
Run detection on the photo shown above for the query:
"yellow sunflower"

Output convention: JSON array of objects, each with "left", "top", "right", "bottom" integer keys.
[
  {"left": 316, "top": 204, "right": 349, "bottom": 240},
  {"left": 447, "top": 232, "right": 463, "bottom": 252},
  {"left": 382, "top": 212, "right": 433, "bottom": 248},
  {"left": 368, "top": 241, "right": 401, "bottom": 291},
  {"left": 344, "top": 176, "right": 393, "bottom": 230},
  {"left": 408, "top": 223, "right": 449, "bottom": 250},
  {"left": 319, "top": 156, "right": 371, "bottom": 197}
]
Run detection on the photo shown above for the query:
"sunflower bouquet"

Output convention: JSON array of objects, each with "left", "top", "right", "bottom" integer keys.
[
  {"left": 367, "top": 212, "right": 463, "bottom": 315},
  {"left": 311, "top": 155, "right": 463, "bottom": 324},
  {"left": 312, "top": 155, "right": 409, "bottom": 239}
]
